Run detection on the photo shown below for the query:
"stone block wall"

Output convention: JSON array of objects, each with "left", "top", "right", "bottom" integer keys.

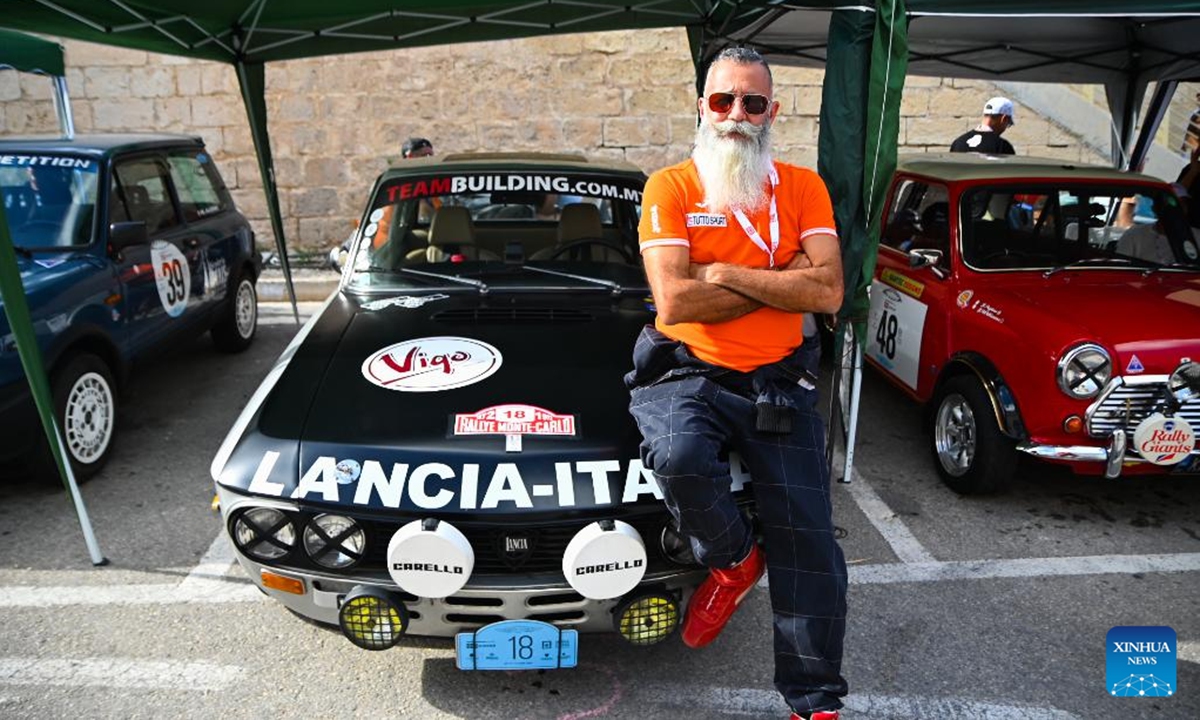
[{"left": 1, "top": 28, "right": 1105, "bottom": 253}]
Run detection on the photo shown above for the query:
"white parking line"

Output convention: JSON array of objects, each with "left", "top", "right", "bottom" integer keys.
[
  {"left": 647, "top": 685, "right": 1080, "bottom": 719},
  {"left": 1180, "top": 640, "right": 1200, "bottom": 665},
  {"left": 836, "top": 452, "right": 936, "bottom": 564},
  {"left": 178, "top": 533, "right": 237, "bottom": 592},
  {"left": 0, "top": 658, "right": 243, "bottom": 691},
  {"left": 849, "top": 552, "right": 1200, "bottom": 585}
]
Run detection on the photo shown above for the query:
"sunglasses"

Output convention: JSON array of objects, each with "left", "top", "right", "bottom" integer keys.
[{"left": 707, "top": 92, "right": 771, "bottom": 115}]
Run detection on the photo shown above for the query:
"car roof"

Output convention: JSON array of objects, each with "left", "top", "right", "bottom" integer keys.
[
  {"left": 0, "top": 133, "right": 205, "bottom": 159},
  {"left": 895, "top": 153, "right": 1164, "bottom": 185},
  {"left": 378, "top": 152, "right": 647, "bottom": 181}
]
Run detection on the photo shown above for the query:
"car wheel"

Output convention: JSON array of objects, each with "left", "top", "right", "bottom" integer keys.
[
  {"left": 930, "top": 375, "right": 1017, "bottom": 494},
  {"left": 50, "top": 353, "right": 118, "bottom": 481},
  {"left": 212, "top": 273, "right": 258, "bottom": 353}
]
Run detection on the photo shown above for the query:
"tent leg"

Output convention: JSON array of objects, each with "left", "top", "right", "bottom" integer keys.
[
  {"left": 52, "top": 76, "right": 75, "bottom": 140},
  {"left": 1129, "top": 81, "right": 1178, "bottom": 173},
  {"left": 54, "top": 424, "right": 107, "bottom": 565},
  {"left": 840, "top": 330, "right": 864, "bottom": 486}
]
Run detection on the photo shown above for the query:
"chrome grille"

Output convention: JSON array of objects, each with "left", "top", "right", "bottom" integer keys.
[{"left": 1086, "top": 376, "right": 1200, "bottom": 454}]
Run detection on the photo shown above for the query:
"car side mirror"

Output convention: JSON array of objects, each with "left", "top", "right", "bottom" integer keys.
[
  {"left": 908, "top": 248, "right": 948, "bottom": 279},
  {"left": 108, "top": 221, "right": 148, "bottom": 252}
]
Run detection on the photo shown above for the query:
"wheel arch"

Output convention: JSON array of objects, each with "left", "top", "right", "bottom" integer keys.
[
  {"left": 47, "top": 330, "right": 126, "bottom": 390},
  {"left": 933, "top": 352, "right": 1027, "bottom": 440}
]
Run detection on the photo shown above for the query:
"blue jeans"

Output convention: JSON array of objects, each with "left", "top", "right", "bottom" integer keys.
[{"left": 626, "top": 328, "right": 848, "bottom": 714}]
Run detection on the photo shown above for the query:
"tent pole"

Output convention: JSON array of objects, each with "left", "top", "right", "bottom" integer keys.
[
  {"left": 234, "top": 59, "right": 299, "bottom": 324},
  {"left": 840, "top": 326, "right": 863, "bottom": 486},
  {"left": 52, "top": 76, "right": 75, "bottom": 140},
  {"left": 0, "top": 204, "right": 106, "bottom": 565},
  {"left": 1129, "top": 80, "right": 1178, "bottom": 174}
]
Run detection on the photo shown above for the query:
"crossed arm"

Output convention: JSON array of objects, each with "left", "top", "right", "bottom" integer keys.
[{"left": 641, "top": 233, "right": 844, "bottom": 325}]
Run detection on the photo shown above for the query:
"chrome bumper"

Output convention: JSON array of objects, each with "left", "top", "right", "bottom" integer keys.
[{"left": 1016, "top": 431, "right": 1129, "bottom": 479}]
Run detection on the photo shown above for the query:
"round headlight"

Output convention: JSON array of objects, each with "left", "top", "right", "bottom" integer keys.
[
  {"left": 304, "top": 514, "right": 365, "bottom": 569},
  {"left": 1057, "top": 344, "right": 1111, "bottom": 399},
  {"left": 233, "top": 507, "right": 296, "bottom": 561},
  {"left": 1168, "top": 361, "right": 1200, "bottom": 406}
]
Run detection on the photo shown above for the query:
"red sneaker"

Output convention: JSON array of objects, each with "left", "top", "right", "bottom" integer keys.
[
  {"left": 680, "top": 544, "right": 765, "bottom": 648},
  {"left": 790, "top": 712, "right": 839, "bottom": 720}
]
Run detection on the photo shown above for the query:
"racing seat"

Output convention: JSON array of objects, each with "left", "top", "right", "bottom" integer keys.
[
  {"left": 529, "top": 203, "right": 624, "bottom": 261},
  {"left": 405, "top": 205, "right": 499, "bottom": 263}
]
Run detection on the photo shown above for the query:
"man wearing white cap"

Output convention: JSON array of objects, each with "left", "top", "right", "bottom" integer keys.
[{"left": 950, "top": 96, "right": 1016, "bottom": 155}]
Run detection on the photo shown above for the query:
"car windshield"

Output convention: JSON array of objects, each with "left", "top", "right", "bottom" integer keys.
[
  {"left": 1, "top": 154, "right": 100, "bottom": 250},
  {"left": 346, "top": 168, "right": 645, "bottom": 291},
  {"left": 959, "top": 183, "right": 1200, "bottom": 271}
]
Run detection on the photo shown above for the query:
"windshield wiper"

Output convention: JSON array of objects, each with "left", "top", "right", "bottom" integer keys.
[
  {"left": 520, "top": 265, "right": 624, "bottom": 296},
  {"left": 390, "top": 266, "right": 489, "bottom": 294},
  {"left": 1042, "top": 257, "right": 1150, "bottom": 278}
]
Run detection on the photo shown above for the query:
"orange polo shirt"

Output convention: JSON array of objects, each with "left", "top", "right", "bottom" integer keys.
[{"left": 638, "top": 158, "right": 837, "bottom": 372}]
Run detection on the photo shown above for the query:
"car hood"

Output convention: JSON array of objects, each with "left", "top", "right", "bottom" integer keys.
[
  {"left": 977, "top": 271, "right": 1200, "bottom": 371},
  {"left": 213, "top": 291, "right": 743, "bottom": 516},
  {"left": 0, "top": 255, "right": 98, "bottom": 326}
]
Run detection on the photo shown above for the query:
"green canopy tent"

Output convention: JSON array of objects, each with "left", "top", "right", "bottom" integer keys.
[{"left": 0, "top": 29, "right": 105, "bottom": 564}]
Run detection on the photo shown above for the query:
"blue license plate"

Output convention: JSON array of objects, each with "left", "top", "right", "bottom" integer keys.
[{"left": 455, "top": 619, "right": 578, "bottom": 671}]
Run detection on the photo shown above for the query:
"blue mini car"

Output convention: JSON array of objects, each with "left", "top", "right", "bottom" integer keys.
[{"left": 1, "top": 134, "right": 260, "bottom": 479}]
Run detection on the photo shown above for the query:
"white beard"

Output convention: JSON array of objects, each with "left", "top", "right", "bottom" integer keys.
[{"left": 692, "top": 118, "right": 774, "bottom": 214}]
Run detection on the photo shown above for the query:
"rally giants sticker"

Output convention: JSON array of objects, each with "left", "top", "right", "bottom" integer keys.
[
  {"left": 455, "top": 404, "right": 576, "bottom": 437},
  {"left": 362, "top": 337, "right": 502, "bottom": 392},
  {"left": 1132, "top": 413, "right": 1195, "bottom": 465},
  {"left": 150, "top": 240, "right": 190, "bottom": 318}
]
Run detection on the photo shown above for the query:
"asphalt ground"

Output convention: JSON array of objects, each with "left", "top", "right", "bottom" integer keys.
[{"left": 0, "top": 301, "right": 1197, "bottom": 719}]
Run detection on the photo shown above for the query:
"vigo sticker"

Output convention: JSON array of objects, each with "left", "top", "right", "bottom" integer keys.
[
  {"left": 455, "top": 404, "right": 575, "bottom": 437},
  {"left": 150, "top": 240, "right": 190, "bottom": 318},
  {"left": 1132, "top": 413, "right": 1195, "bottom": 465},
  {"left": 361, "top": 293, "right": 450, "bottom": 311},
  {"left": 362, "top": 336, "right": 501, "bottom": 392}
]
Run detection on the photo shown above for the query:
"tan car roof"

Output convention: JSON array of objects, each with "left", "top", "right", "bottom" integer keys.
[
  {"left": 896, "top": 153, "right": 1165, "bottom": 185},
  {"left": 386, "top": 151, "right": 645, "bottom": 176}
]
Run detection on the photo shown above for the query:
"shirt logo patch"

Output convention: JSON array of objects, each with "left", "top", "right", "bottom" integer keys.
[
  {"left": 650, "top": 204, "right": 661, "bottom": 233},
  {"left": 686, "top": 212, "right": 728, "bottom": 228}
]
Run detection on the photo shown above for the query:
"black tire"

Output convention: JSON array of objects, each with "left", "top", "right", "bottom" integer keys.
[
  {"left": 929, "top": 375, "right": 1018, "bottom": 494},
  {"left": 212, "top": 273, "right": 258, "bottom": 353},
  {"left": 48, "top": 353, "right": 118, "bottom": 482}
]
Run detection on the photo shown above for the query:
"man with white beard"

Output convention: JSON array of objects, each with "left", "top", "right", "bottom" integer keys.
[{"left": 625, "top": 47, "right": 847, "bottom": 720}]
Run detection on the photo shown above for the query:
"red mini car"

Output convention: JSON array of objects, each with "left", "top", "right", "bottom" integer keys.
[{"left": 866, "top": 154, "right": 1200, "bottom": 493}]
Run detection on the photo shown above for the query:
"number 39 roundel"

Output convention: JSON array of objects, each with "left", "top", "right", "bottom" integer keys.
[
  {"left": 150, "top": 240, "right": 191, "bottom": 318},
  {"left": 866, "top": 280, "right": 927, "bottom": 390}
]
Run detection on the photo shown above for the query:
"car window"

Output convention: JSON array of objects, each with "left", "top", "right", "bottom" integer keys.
[
  {"left": 113, "top": 157, "right": 181, "bottom": 235},
  {"left": 0, "top": 154, "right": 100, "bottom": 249},
  {"left": 167, "top": 150, "right": 228, "bottom": 222},
  {"left": 960, "top": 184, "right": 1199, "bottom": 270},
  {"left": 881, "top": 179, "right": 951, "bottom": 266},
  {"left": 348, "top": 169, "right": 644, "bottom": 287}
]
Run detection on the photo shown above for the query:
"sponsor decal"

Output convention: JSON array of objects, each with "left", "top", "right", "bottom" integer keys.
[
  {"left": 1131, "top": 414, "right": 1195, "bottom": 465},
  {"left": 235, "top": 452, "right": 753, "bottom": 510},
  {"left": 880, "top": 268, "right": 925, "bottom": 299},
  {"left": 686, "top": 212, "right": 728, "bottom": 228},
  {"left": 957, "top": 289, "right": 974, "bottom": 309},
  {"left": 1126, "top": 355, "right": 1145, "bottom": 374},
  {"left": 650, "top": 204, "right": 661, "bottom": 233},
  {"left": 369, "top": 208, "right": 385, "bottom": 223},
  {"left": 1106, "top": 626, "right": 1176, "bottom": 697},
  {"left": 0, "top": 155, "right": 94, "bottom": 169},
  {"left": 361, "top": 293, "right": 450, "bottom": 311},
  {"left": 970, "top": 298, "right": 1005, "bottom": 324},
  {"left": 391, "top": 561, "right": 464, "bottom": 574},
  {"left": 382, "top": 175, "right": 642, "bottom": 203},
  {"left": 150, "top": 240, "right": 190, "bottom": 318},
  {"left": 362, "top": 336, "right": 501, "bottom": 392},
  {"left": 881, "top": 287, "right": 902, "bottom": 303},
  {"left": 33, "top": 258, "right": 69, "bottom": 270},
  {"left": 454, "top": 404, "right": 575, "bottom": 437},
  {"left": 575, "top": 559, "right": 643, "bottom": 575},
  {"left": 334, "top": 459, "right": 361, "bottom": 485}
]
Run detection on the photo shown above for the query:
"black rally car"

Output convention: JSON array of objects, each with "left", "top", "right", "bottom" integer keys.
[{"left": 211, "top": 153, "right": 754, "bottom": 661}]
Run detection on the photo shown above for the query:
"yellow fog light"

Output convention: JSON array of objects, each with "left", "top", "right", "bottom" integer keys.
[
  {"left": 613, "top": 591, "right": 679, "bottom": 646},
  {"left": 338, "top": 585, "right": 409, "bottom": 651}
]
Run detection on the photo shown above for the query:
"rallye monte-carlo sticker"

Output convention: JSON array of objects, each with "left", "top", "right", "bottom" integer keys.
[
  {"left": 455, "top": 404, "right": 576, "bottom": 453},
  {"left": 362, "top": 336, "right": 502, "bottom": 392},
  {"left": 224, "top": 451, "right": 753, "bottom": 512},
  {"left": 867, "top": 280, "right": 927, "bottom": 390}
]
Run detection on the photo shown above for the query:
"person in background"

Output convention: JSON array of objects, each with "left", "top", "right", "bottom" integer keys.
[
  {"left": 628, "top": 46, "right": 847, "bottom": 720},
  {"left": 1177, "top": 144, "right": 1199, "bottom": 232},
  {"left": 950, "top": 97, "right": 1017, "bottom": 155}
]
